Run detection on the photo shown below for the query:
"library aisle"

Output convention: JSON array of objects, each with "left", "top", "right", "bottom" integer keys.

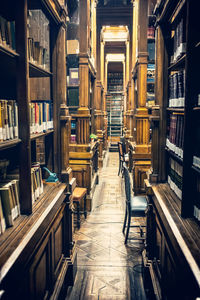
[{"left": 66, "top": 152, "right": 147, "bottom": 300}]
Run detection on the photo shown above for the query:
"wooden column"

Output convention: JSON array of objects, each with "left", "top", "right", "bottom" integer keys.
[
  {"left": 55, "top": 22, "right": 72, "bottom": 183},
  {"left": 101, "top": 41, "right": 105, "bottom": 86},
  {"left": 17, "top": 0, "right": 32, "bottom": 214},
  {"left": 77, "top": 54, "right": 90, "bottom": 144},
  {"left": 132, "top": 0, "right": 151, "bottom": 194},
  {"left": 126, "top": 40, "right": 130, "bottom": 86}
]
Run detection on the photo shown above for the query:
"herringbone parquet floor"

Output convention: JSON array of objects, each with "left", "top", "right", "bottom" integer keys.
[{"left": 66, "top": 152, "right": 147, "bottom": 300}]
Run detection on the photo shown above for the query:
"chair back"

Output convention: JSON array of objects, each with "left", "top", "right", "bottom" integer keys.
[
  {"left": 123, "top": 164, "right": 131, "bottom": 204},
  {"left": 118, "top": 142, "right": 124, "bottom": 161}
]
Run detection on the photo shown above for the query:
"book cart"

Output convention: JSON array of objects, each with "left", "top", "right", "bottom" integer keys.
[
  {"left": 0, "top": 0, "right": 76, "bottom": 299},
  {"left": 144, "top": 1, "right": 200, "bottom": 299}
]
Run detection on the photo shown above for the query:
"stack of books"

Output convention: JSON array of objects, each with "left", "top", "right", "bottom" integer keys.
[
  {"left": 166, "top": 113, "right": 184, "bottom": 158},
  {"left": 0, "top": 100, "right": 18, "bottom": 142},
  {"left": 29, "top": 101, "right": 53, "bottom": 134},
  {"left": 169, "top": 70, "right": 185, "bottom": 107},
  {"left": 168, "top": 157, "right": 183, "bottom": 199},
  {"left": 0, "top": 178, "right": 20, "bottom": 234},
  {"left": 31, "top": 163, "right": 43, "bottom": 204},
  {"left": 171, "top": 17, "right": 186, "bottom": 63},
  {"left": 0, "top": 15, "right": 15, "bottom": 50}
]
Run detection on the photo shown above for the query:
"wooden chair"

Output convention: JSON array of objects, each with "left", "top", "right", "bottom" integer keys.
[
  {"left": 122, "top": 164, "right": 148, "bottom": 244},
  {"left": 71, "top": 169, "right": 87, "bottom": 229},
  {"left": 72, "top": 187, "right": 87, "bottom": 229},
  {"left": 117, "top": 141, "right": 129, "bottom": 176}
]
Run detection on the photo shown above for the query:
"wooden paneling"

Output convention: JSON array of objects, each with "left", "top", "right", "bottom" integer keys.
[
  {"left": 29, "top": 236, "right": 51, "bottom": 300},
  {"left": 144, "top": 182, "right": 200, "bottom": 300}
]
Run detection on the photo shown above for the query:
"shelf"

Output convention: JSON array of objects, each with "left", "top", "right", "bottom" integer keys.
[
  {"left": 0, "top": 44, "right": 19, "bottom": 58},
  {"left": 165, "top": 147, "right": 183, "bottom": 164},
  {"left": 168, "top": 54, "right": 186, "bottom": 71},
  {"left": 193, "top": 107, "right": 200, "bottom": 111},
  {"left": 29, "top": 62, "right": 52, "bottom": 77},
  {"left": 30, "top": 130, "right": 54, "bottom": 140},
  {"left": 191, "top": 165, "right": 200, "bottom": 176},
  {"left": 167, "top": 107, "right": 185, "bottom": 112},
  {"left": 67, "top": 85, "right": 79, "bottom": 88},
  {"left": 0, "top": 139, "right": 21, "bottom": 151},
  {"left": 107, "top": 91, "right": 124, "bottom": 94}
]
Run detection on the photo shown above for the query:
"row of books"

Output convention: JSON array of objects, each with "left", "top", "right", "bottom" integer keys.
[
  {"left": 31, "top": 163, "right": 43, "bottom": 204},
  {"left": 171, "top": 17, "right": 186, "bottom": 63},
  {"left": 193, "top": 156, "right": 200, "bottom": 169},
  {"left": 147, "top": 26, "right": 155, "bottom": 39},
  {"left": 27, "top": 10, "right": 50, "bottom": 70},
  {"left": 71, "top": 134, "right": 76, "bottom": 143},
  {"left": 147, "top": 64, "right": 155, "bottom": 83},
  {"left": 0, "top": 16, "right": 15, "bottom": 50},
  {"left": 193, "top": 177, "right": 200, "bottom": 222},
  {"left": 108, "top": 73, "right": 123, "bottom": 79},
  {"left": 168, "top": 157, "right": 183, "bottom": 199},
  {"left": 108, "top": 86, "right": 123, "bottom": 91},
  {"left": 166, "top": 113, "right": 184, "bottom": 158},
  {"left": 0, "top": 178, "right": 20, "bottom": 234},
  {"left": 169, "top": 70, "right": 185, "bottom": 107},
  {"left": 0, "top": 100, "right": 18, "bottom": 142},
  {"left": 108, "top": 79, "right": 123, "bottom": 85},
  {"left": 29, "top": 101, "right": 53, "bottom": 134}
]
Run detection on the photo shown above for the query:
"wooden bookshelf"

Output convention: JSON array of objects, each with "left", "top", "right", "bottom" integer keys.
[
  {"left": 144, "top": 1, "right": 200, "bottom": 299},
  {"left": 0, "top": 0, "right": 76, "bottom": 298}
]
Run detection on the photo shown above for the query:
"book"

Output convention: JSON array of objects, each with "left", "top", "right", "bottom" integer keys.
[
  {"left": 31, "top": 163, "right": 44, "bottom": 203},
  {"left": 0, "top": 16, "right": 15, "bottom": 50},
  {"left": 0, "top": 195, "right": 6, "bottom": 234},
  {"left": 166, "top": 113, "right": 184, "bottom": 158},
  {"left": 169, "top": 71, "right": 185, "bottom": 107},
  {"left": 0, "top": 100, "right": 18, "bottom": 141},
  {"left": 0, "top": 186, "right": 14, "bottom": 226},
  {"left": 168, "top": 157, "right": 183, "bottom": 199}
]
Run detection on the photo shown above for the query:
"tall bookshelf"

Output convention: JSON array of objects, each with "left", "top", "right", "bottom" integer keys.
[
  {"left": 144, "top": 1, "right": 200, "bottom": 299},
  {"left": 0, "top": 0, "right": 75, "bottom": 298},
  {"left": 147, "top": 15, "right": 155, "bottom": 107},
  {"left": 106, "top": 92, "right": 124, "bottom": 139}
]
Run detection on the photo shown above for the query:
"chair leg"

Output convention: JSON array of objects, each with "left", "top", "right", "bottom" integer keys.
[
  {"left": 125, "top": 214, "right": 131, "bottom": 244},
  {"left": 122, "top": 206, "right": 128, "bottom": 234},
  {"left": 118, "top": 160, "right": 121, "bottom": 176},
  {"left": 84, "top": 195, "right": 87, "bottom": 219},
  {"left": 76, "top": 202, "right": 80, "bottom": 229}
]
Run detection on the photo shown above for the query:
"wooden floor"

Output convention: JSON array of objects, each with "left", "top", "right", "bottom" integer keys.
[{"left": 66, "top": 152, "right": 147, "bottom": 300}]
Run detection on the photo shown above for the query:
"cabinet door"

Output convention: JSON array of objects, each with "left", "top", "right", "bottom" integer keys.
[
  {"left": 52, "top": 204, "right": 66, "bottom": 280},
  {"left": 29, "top": 234, "right": 52, "bottom": 300}
]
